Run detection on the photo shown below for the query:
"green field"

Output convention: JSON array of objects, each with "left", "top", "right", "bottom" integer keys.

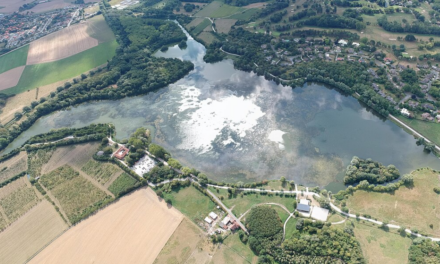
[
  {"left": 353, "top": 221, "right": 412, "bottom": 264},
  {"left": 86, "top": 15, "right": 116, "bottom": 43},
  {"left": 161, "top": 185, "right": 217, "bottom": 222},
  {"left": 0, "top": 45, "right": 29, "bottom": 74},
  {"left": 209, "top": 187, "right": 296, "bottom": 217},
  {"left": 108, "top": 173, "right": 138, "bottom": 196},
  {"left": 191, "top": 18, "right": 211, "bottom": 35},
  {"left": 3, "top": 40, "right": 118, "bottom": 95},
  {"left": 195, "top": 1, "right": 243, "bottom": 18},
  {"left": 396, "top": 116, "right": 440, "bottom": 146},
  {"left": 229, "top": 8, "right": 260, "bottom": 20},
  {"left": 212, "top": 232, "right": 257, "bottom": 263}
]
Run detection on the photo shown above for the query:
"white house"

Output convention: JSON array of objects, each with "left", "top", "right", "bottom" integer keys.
[
  {"left": 352, "top": 42, "right": 360, "bottom": 47},
  {"left": 209, "top": 212, "right": 218, "bottom": 220},
  {"left": 300, "top": 199, "right": 310, "bottom": 205},
  {"left": 401, "top": 108, "right": 410, "bottom": 117},
  {"left": 204, "top": 217, "right": 213, "bottom": 224},
  {"left": 338, "top": 39, "right": 348, "bottom": 46}
]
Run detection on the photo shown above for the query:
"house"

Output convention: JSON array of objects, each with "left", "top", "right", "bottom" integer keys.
[
  {"left": 401, "top": 108, "right": 410, "bottom": 117},
  {"left": 422, "top": 113, "right": 434, "bottom": 121},
  {"left": 347, "top": 48, "right": 354, "bottom": 54},
  {"left": 352, "top": 42, "right": 360, "bottom": 47},
  {"left": 337, "top": 57, "right": 344, "bottom": 61},
  {"left": 204, "top": 217, "right": 213, "bottom": 224},
  {"left": 300, "top": 199, "right": 310, "bottom": 205},
  {"left": 297, "top": 203, "right": 311, "bottom": 213},
  {"left": 114, "top": 145, "right": 129, "bottom": 160},
  {"left": 209, "top": 212, "right": 218, "bottom": 220},
  {"left": 230, "top": 221, "right": 240, "bottom": 231},
  {"left": 436, "top": 115, "right": 440, "bottom": 122},
  {"left": 338, "top": 39, "right": 348, "bottom": 46},
  {"left": 221, "top": 216, "right": 231, "bottom": 227}
]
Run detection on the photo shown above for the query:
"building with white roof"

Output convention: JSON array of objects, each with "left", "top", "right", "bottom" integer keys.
[
  {"left": 209, "top": 212, "right": 218, "bottom": 220},
  {"left": 311, "top": 207, "right": 329, "bottom": 222},
  {"left": 401, "top": 108, "right": 410, "bottom": 117},
  {"left": 204, "top": 217, "right": 213, "bottom": 224},
  {"left": 338, "top": 39, "right": 348, "bottom": 46}
]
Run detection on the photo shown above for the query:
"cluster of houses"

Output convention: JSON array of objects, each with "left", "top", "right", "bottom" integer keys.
[
  {"left": 204, "top": 212, "right": 240, "bottom": 232},
  {"left": 0, "top": 8, "right": 79, "bottom": 50}
]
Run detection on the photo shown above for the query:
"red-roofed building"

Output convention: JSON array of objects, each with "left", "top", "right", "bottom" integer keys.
[{"left": 114, "top": 145, "right": 129, "bottom": 160}]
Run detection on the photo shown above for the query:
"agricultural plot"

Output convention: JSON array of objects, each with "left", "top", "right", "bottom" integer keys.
[
  {"left": 0, "top": 66, "right": 25, "bottom": 91},
  {"left": 346, "top": 168, "right": 440, "bottom": 237},
  {"left": 215, "top": 19, "right": 237, "bottom": 34},
  {"left": 211, "top": 233, "right": 257, "bottom": 264},
  {"left": 86, "top": 15, "right": 117, "bottom": 43},
  {"left": 3, "top": 40, "right": 118, "bottom": 95},
  {"left": 108, "top": 173, "right": 138, "bottom": 196},
  {"left": 0, "top": 0, "right": 34, "bottom": 13},
  {"left": 30, "top": 188, "right": 183, "bottom": 264},
  {"left": 0, "top": 177, "right": 39, "bottom": 225},
  {"left": 27, "top": 23, "right": 99, "bottom": 65},
  {"left": 229, "top": 8, "right": 260, "bottom": 20},
  {"left": 28, "top": 147, "right": 55, "bottom": 178},
  {"left": 81, "top": 160, "right": 122, "bottom": 185},
  {"left": 191, "top": 19, "right": 212, "bottom": 35},
  {"left": 0, "top": 151, "right": 27, "bottom": 184},
  {"left": 0, "top": 200, "right": 68, "bottom": 264},
  {"left": 0, "top": 45, "right": 28, "bottom": 74},
  {"left": 195, "top": 1, "right": 243, "bottom": 18},
  {"left": 155, "top": 218, "right": 216, "bottom": 264},
  {"left": 40, "top": 165, "right": 110, "bottom": 223},
  {"left": 198, "top": 32, "right": 217, "bottom": 45}
]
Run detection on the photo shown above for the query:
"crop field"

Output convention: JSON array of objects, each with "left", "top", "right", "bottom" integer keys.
[
  {"left": 0, "top": 45, "right": 28, "bottom": 74},
  {"left": 195, "top": 1, "right": 243, "bottom": 18},
  {"left": 0, "top": 151, "right": 27, "bottom": 183},
  {"left": 0, "top": 200, "right": 68, "bottom": 264},
  {"left": 191, "top": 19, "right": 211, "bottom": 35},
  {"left": 0, "top": 177, "right": 39, "bottom": 225},
  {"left": 198, "top": 32, "right": 217, "bottom": 45},
  {"left": 0, "top": 0, "right": 34, "bottom": 13},
  {"left": 30, "top": 188, "right": 183, "bottom": 264},
  {"left": 86, "top": 15, "right": 117, "bottom": 43},
  {"left": 162, "top": 185, "right": 217, "bottom": 223},
  {"left": 81, "top": 160, "right": 122, "bottom": 185},
  {"left": 209, "top": 186, "right": 295, "bottom": 217},
  {"left": 28, "top": 147, "right": 55, "bottom": 178},
  {"left": 155, "top": 218, "right": 216, "bottom": 264},
  {"left": 108, "top": 173, "right": 138, "bottom": 196},
  {"left": 27, "top": 24, "right": 99, "bottom": 65},
  {"left": 3, "top": 40, "right": 118, "bottom": 95},
  {"left": 211, "top": 233, "right": 257, "bottom": 264},
  {"left": 353, "top": 221, "right": 412, "bottom": 264},
  {"left": 216, "top": 19, "right": 237, "bottom": 34},
  {"left": 0, "top": 66, "right": 25, "bottom": 91},
  {"left": 229, "top": 8, "right": 260, "bottom": 20},
  {"left": 346, "top": 168, "right": 440, "bottom": 237},
  {"left": 40, "top": 165, "right": 110, "bottom": 223}
]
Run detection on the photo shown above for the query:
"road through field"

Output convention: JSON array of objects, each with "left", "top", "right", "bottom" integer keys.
[{"left": 29, "top": 187, "right": 183, "bottom": 264}]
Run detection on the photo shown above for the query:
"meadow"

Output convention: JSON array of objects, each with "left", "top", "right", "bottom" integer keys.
[
  {"left": 3, "top": 40, "right": 118, "bottom": 95},
  {"left": 195, "top": 1, "right": 243, "bottom": 18},
  {"left": 191, "top": 18, "right": 211, "bottom": 35},
  {"left": 0, "top": 45, "right": 28, "bottom": 74},
  {"left": 346, "top": 168, "right": 440, "bottom": 237},
  {"left": 0, "top": 151, "right": 27, "bottom": 183},
  {"left": 396, "top": 116, "right": 440, "bottom": 146},
  {"left": 81, "top": 160, "right": 121, "bottom": 185},
  {"left": 86, "top": 15, "right": 117, "bottom": 43}
]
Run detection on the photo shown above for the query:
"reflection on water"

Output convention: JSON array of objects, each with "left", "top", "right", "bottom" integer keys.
[{"left": 4, "top": 25, "right": 440, "bottom": 191}]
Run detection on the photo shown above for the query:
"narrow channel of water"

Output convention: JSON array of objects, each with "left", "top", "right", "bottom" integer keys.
[{"left": 4, "top": 23, "right": 440, "bottom": 192}]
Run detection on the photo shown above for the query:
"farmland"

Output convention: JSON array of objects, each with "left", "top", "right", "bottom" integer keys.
[
  {"left": 215, "top": 19, "right": 237, "bottom": 34},
  {"left": 0, "top": 45, "right": 28, "bottom": 74},
  {"left": 211, "top": 232, "right": 257, "bottom": 264},
  {"left": 81, "top": 160, "right": 121, "bottom": 185},
  {"left": 27, "top": 23, "right": 99, "bottom": 65},
  {"left": 346, "top": 168, "right": 440, "bottom": 237},
  {"left": 0, "top": 151, "right": 27, "bottom": 183},
  {"left": 0, "top": 66, "right": 25, "bottom": 91},
  {"left": 0, "top": 200, "right": 68, "bottom": 264},
  {"left": 190, "top": 18, "right": 211, "bottom": 36},
  {"left": 39, "top": 165, "right": 111, "bottom": 224},
  {"left": 0, "top": 177, "right": 39, "bottom": 227},
  {"left": 30, "top": 188, "right": 183, "bottom": 264},
  {"left": 0, "top": 0, "right": 34, "bottom": 13},
  {"left": 198, "top": 32, "right": 216, "bottom": 45},
  {"left": 108, "top": 172, "right": 138, "bottom": 196},
  {"left": 86, "top": 15, "right": 117, "bottom": 43},
  {"left": 3, "top": 40, "right": 118, "bottom": 95},
  {"left": 195, "top": 1, "right": 243, "bottom": 18},
  {"left": 28, "top": 147, "right": 55, "bottom": 178}
]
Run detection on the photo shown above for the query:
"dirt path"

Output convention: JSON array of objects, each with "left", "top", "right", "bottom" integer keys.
[{"left": 0, "top": 206, "right": 10, "bottom": 224}]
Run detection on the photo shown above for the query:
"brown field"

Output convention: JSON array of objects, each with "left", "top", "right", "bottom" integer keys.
[
  {"left": 27, "top": 23, "right": 98, "bottom": 65},
  {"left": 30, "top": 187, "right": 183, "bottom": 264},
  {"left": 0, "top": 200, "right": 68, "bottom": 264},
  {"left": 0, "top": 151, "right": 27, "bottom": 183},
  {"left": 243, "top": 2, "right": 266, "bottom": 8},
  {"left": 0, "top": 0, "right": 34, "bottom": 13},
  {"left": 0, "top": 66, "right": 25, "bottom": 91},
  {"left": 154, "top": 218, "right": 215, "bottom": 264},
  {"left": 26, "top": 0, "right": 99, "bottom": 13},
  {"left": 216, "top": 19, "right": 237, "bottom": 34},
  {"left": 186, "top": 18, "right": 204, "bottom": 29}
]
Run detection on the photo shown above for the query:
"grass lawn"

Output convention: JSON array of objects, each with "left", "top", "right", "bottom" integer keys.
[
  {"left": 3, "top": 40, "right": 118, "bottom": 95},
  {"left": 86, "top": 15, "right": 116, "bottom": 43},
  {"left": 353, "top": 221, "right": 412, "bottom": 264},
  {"left": 346, "top": 168, "right": 440, "bottom": 237},
  {"left": 162, "top": 185, "right": 217, "bottom": 223},
  {"left": 0, "top": 45, "right": 29, "bottom": 74},
  {"left": 195, "top": 1, "right": 243, "bottom": 18},
  {"left": 395, "top": 115, "right": 440, "bottom": 146},
  {"left": 198, "top": 32, "right": 217, "bottom": 45},
  {"left": 284, "top": 217, "right": 298, "bottom": 239},
  {"left": 272, "top": 205, "right": 290, "bottom": 222},
  {"left": 212, "top": 232, "right": 257, "bottom": 264},
  {"left": 209, "top": 187, "right": 296, "bottom": 217}
]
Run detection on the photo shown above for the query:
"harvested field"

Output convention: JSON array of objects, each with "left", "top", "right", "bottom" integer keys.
[
  {"left": 155, "top": 218, "right": 215, "bottom": 264},
  {"left": 40, "top": 165, "right": 110, "bottom": 223},
  {"left": 81, "top": 160, "right": 121, "bottom": 185},
  {"left": 41, "top": 143, "right": 99, "bottom": 175},
  {"left": 0, "top": 66, "right": 25, "bottom": 91},
  {"left": 0, "top": 0, "right": 34, "bottom": 13},
  {"left": 30, "top": 188, "right": 183, "bottom": 264},
  {"left": 216, "top": 19, "right": 237, "bottom": 33},
  {"left": 0, "top": 200, "right": 68, "bottom": 264},
  {"left": 27, "top": 24, "right": 98, "bottom": 65},
  {"left": 243, "top": 2, "right": 266, "bottom": 8},
  {"left": 27, "top": 0, "right": 99, "bottom": 13},
  {"left": 0, "top": 151, "right": 27, "bottom": 184},
  {"left": 0, "top": 177, "right": 39, "bottom": 225}
]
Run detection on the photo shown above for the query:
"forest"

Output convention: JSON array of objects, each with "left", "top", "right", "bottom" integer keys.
[
  {"left": 408, "top": 238, "right": 440, "bottom": 263},
  {"left": 344, "top": 156, "right": 401, "bottom": 185}
]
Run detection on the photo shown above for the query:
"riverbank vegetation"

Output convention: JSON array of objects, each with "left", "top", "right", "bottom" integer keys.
[{"left": 344, "top": 156, "right": 400, "bottom": 185}]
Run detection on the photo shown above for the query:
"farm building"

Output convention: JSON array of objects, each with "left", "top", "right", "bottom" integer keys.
[
  {"left": 114, "top": 145, "right": 129, "bottom": 160},
  {"left": 221, "top": 216, "right": 231, "bottom": 226},
  {"left": 204, "top": 217, "right": 213, "bottom": 224},
  {"left": 297, "top": 203, "right": 310, "bottom": 213},
  {"left": 209, "top": 212, "right": 218, "bottom": 220},
  {"left": 311, "top": 207, "right": 329, "bottom": 222}
]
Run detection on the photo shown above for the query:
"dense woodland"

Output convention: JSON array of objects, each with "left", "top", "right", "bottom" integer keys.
[
  {"left": 408, "top": 238, "right": 440, "bottom": 263},
  {"left": 344, "top": 156, "right": 401, "bottom": 185}
]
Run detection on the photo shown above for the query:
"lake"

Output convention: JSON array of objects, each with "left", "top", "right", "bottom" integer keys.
[{"left": 4, "top": 24, "right": 440, "bottom": 191}]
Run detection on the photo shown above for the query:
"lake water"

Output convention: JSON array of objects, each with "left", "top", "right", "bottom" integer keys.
[{"left": 4, "top": 25, "right": 440, "bottom": 191}]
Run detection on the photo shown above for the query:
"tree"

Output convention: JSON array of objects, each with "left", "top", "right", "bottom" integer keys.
[
  {"left": 198, "top": 173, "right": 208, "bottom": 186},
  {"left": 402, "top": 174, "right": 414, "bottom": 185},
  {"left": 405, "top": 34, "right": 416, "bottom": 42},
  {"left": 149, "top": 144, "right": 168, "bottom": 159},
  {"left": 167, "top": 158, "right": 182, "bottom": 169}
]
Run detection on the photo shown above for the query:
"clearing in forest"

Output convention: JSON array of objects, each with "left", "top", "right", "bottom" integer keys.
[
  {"left": 0, "top": 151, "right": 27, "bottom": 183},
  {"left": 346, "top": 168, "right": 440, "bottom": 237},
  {"left": 27, "top": 24, "right": 99, "bottom": 65},
  {"left": 30, "top": 188, "right": 183, "bottom": 264},
  {"left": 0, "top": 200, "right": 68, "bottom": 264}
]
